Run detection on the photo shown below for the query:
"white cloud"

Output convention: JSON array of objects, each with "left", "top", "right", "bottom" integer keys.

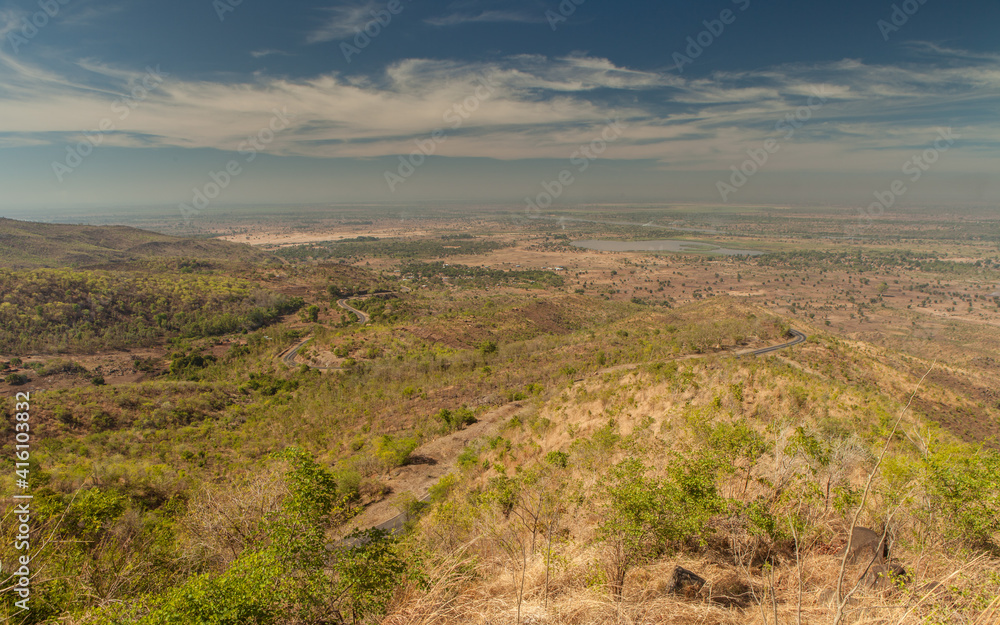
[
  {"left": 0, "top": 7, "right": 26, "bottom": 41},
  {"left": 306, "top": 2, "right": 380, "bottom": 44},
  {"left": 250, "top": 49, "right": 290, "bottom": 58},
  {"left": 425, "top": 10, "right": 544, "bottom": 27},
  {"left": 0, "top": 48, "right": 997, "bottom": 174}
]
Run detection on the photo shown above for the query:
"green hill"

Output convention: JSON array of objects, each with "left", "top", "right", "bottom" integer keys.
[{"left": 0, "top": 218, "right": 268, "bottom": 269}]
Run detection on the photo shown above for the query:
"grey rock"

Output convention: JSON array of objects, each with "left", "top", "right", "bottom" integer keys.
[{"left": 668, "top": 566, "right": 706, "bottom": 597}]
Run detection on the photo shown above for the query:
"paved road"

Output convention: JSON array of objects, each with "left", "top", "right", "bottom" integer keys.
[
  {"left": 739, "top": 328, "right": 807, "bottom": 357},
  {"left": 336, "top": 493, "right": 431, "bottom": 548},
  {"left": 337, "top": 298, "right": 369, "bottom": 325},
  {"left": 280, "top": 297, "right": 374, "bottom": 368}
]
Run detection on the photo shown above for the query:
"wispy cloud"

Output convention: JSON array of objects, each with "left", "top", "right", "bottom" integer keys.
[
  {"left": 425, "top": 10, "right": 545, "bottom": 27},
  {"left": 306, "top": 2, "right": 379, "bottom": 44},
  {"left": 250, "top": 49, "right": 289, "bottom": 58},
  {"left": 0, "top": 47, "right": 997, "bottom": 174},
  {"left": 0, "top": 7, "right": 27, "bottom": 41}
]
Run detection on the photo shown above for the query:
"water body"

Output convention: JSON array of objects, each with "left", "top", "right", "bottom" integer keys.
[{"left": 572, "top": 239, "right": 763, "bottom": 257}]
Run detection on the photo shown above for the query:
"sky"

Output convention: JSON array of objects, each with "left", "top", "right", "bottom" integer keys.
[{"left": 0, "top": 0, "right": 998, "bottom": 218}]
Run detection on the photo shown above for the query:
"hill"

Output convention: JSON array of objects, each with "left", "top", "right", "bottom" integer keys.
[
  {"left": 0, "top": 218, "right": 269, "bottom": 269},
  {"left": 0, "top": 220, "right": 996, "bottom": 625}
]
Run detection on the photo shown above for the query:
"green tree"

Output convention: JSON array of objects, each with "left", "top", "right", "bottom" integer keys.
[{"left": 597, "top": 459, "right": 668, "bottom": 600}]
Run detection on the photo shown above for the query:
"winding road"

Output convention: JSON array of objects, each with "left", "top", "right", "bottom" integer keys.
[
  {"left": 280, "top": 297, "right": 375, "bottom": 369},
  {"left": 336, "top": 298, "right": 369, "bottom": 325},
  {"left": 739, "top": 328, "right": 807, "bottom": 357}
]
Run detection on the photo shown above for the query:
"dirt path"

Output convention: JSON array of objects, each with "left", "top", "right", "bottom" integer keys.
[
  {"left": 343, "top": 330, "right": 808, "bottom": 536},
  {"left": 340, "top": 401, "right": 525, "bottom": 537}
]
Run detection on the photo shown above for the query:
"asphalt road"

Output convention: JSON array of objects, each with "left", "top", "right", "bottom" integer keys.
[
  {"left": 336, "top": 298, "right": 369, "bottom": 325},
  {"left": 280, "top": 297, "right": 374, "bottom": 368},
  {"left": 742, "top": 329, "right": 807, "bottom": 357}
]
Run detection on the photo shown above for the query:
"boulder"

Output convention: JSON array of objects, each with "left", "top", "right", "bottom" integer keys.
[
  {"left": 842, "top": 526, "right": 888, "bottom": 565},
  {"left": 668, "top": 566, "right": 706, "bottom": 597}
]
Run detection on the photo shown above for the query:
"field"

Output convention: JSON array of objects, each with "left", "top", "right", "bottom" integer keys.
[{"left": 0, "top": 205, "right": 998, "bottom": 625}]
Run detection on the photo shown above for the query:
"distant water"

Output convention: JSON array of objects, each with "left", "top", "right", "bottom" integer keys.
[{"left": 572, "top": 239, "right": 763, "bottom": 256}]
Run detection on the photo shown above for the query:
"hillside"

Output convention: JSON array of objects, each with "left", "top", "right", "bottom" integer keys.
[
  {"left": 0, "top": 217, "right": 996, "bottom": 625},
  {"left": 0, "top": 218, "right": 269, "bottom": 269}
]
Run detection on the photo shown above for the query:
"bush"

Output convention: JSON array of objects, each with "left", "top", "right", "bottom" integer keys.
[
  {"left": 924, "top": 445, "right": 1000, "bottom": 551},
  {"left": 479, "top": 340, "right": 498, "bottom": 355},
  {"left": 374, "top": 435, "right": 419, "bottom": 474},
  {"left": 137, "top": 550, "right": 282, "bottom": 625},
  {"left": 436, "top": 407, "right": 477, "bottom": 432},
  {"left": 545, "top": 450, "right": 570, "bottom": 468},
  {"left": 457, "top": 446, "right": 480, "bottom": 470},
  {"left": 169, "top": 354, "right": 217, "bottom": 376},
  {"left": 5, "top": 372, "right": 28, "bottom": 385}
]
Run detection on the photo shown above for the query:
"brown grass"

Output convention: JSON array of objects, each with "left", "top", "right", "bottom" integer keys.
[{"left": 385, "top": 545, "right": 1000, "bottom": 625}]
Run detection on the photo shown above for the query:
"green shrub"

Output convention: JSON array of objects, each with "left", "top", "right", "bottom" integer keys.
[
  {"left": 457, "top": 446, "right": 480, "bottom": 470},
  {"left": 5, "top": 372, "right": 28, "bottom": 385},
  {"left": 544, "top": 450, "right": 570, "bottom": 468},
  {"left": 436, "top": 407, "right": 477, "bottom": 432}
]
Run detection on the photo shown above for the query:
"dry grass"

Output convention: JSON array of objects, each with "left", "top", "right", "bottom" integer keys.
[
  {"left": 381, "top": 352, "right": 1000, "bottom": 625},
  {"left": 384, "top": 544, "right": 1000, "bottom": 625}
]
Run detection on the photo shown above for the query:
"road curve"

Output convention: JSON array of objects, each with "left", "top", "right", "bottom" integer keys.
[
  {"left": 740, "top": 328, "right": 807, "bottom": 357},
  {"left": 280, "top": 297, "right": 374, "bottom": 368},
  {"left": 337, "top": 298, "right": 369, "bottom": 325}
]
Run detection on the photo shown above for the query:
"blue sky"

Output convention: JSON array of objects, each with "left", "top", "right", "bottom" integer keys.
[{"left": 1, "top": 0, "right": 998, "bottom": 215}]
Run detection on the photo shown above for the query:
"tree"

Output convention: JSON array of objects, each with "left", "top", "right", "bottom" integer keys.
[
  {"left": 598, "top": 457, "right": 722, "bottom": 600},
  {"left": 597, "top": 459, "right": 668, "bottom": 600}
]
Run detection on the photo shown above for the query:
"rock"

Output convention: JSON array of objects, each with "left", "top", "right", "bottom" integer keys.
[
  {"left": 668, "top": 566, "right": 706, "bottom": 597},
  {"left": 842, "top": 527, "right": 888, "bottom": 565}
]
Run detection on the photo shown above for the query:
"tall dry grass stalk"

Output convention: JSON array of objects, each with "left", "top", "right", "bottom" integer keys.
[{"left": 384, "top": 537, "right": 999, "bottom": 625}]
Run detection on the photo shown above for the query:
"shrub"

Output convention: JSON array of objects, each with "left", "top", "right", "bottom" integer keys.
[
  {"left": 924, "top": 445, "right": 1000, "bottom": 551},
  {"left": 374, "top": 435, "right": 419, "bottom": 474},
  {"left": 457, "top": 446, "right": 480, "bottom": 470},
  {"left": 5, "top": 372, "right": 28, "bottom": 385},
  {"left": 544, "top": 450, "right": 570, "bottom": 468},
  {"left": 436, "top": 407, "right": 477, "bottom": 432},
  {"left": 479, "top": 340, "right": 498, "bottom": 355}
]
